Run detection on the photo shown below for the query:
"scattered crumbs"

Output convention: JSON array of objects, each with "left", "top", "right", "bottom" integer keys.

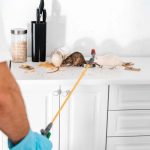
[
  {"left": 124, "top": 67, "right": 141, "bottom": 72},
  {"left": 19, "top": 64, "right": 35, "bottom": 71},
  {"left": 24, "top": 69, "right": 35, "bottom": 73},
  {"left": 38, "top": 62, "right": 55, "bottom": 70},
  {"left": 122, "top": 62, "right": 134, "bottom": 67}
]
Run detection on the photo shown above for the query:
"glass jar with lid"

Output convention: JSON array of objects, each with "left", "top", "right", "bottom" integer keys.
[{"left": 11, "top": 28, "right": 27, "bottom": 63}]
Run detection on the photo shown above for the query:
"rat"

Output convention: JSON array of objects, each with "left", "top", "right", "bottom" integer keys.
[
  {"left": 48, "top": 52, "right": 86, "bottom": 73},
  {"left": 62, "top": 52, "right": 86, "bottom": 67}
]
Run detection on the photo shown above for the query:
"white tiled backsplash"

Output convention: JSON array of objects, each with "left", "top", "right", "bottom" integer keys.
[{"left": 0, "top": 0, "right": 150, "bottom": 57}]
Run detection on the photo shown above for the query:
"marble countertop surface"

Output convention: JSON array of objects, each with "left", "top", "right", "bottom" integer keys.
[{"left": 11, "top": 57, "right": 150, "bottom": 85}]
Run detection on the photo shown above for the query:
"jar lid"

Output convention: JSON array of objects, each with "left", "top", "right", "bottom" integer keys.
[{"left": 11, "top": 28, "right": 27, "bottom": 35}]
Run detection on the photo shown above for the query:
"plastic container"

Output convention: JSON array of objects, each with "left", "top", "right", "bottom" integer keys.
[{"left": 11, "top": 28, "right": 27, "bottom": 63}]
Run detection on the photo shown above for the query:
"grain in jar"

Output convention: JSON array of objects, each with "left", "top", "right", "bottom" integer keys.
[{"left": 11, "top": 28, "right": 27, "bottom": 63}]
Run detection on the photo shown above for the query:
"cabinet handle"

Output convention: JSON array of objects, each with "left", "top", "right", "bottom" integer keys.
[
  {"left": 53, "top": 89, "right": 62, "bottom": 96},
  {"left": 62, "top": 90, "right": 70, "bottom": 97},
  {"left": 53, "top": 91, "right": 59, "bottom": 96}
]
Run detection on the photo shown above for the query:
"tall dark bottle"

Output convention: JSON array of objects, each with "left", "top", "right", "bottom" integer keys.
[{"left": 31, "top": 0, "right": 47, "bottom": 62}]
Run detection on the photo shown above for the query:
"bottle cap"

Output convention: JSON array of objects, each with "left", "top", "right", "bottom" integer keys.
[{"left": 11, "top": 28, "right": 27, "bottom": 35}]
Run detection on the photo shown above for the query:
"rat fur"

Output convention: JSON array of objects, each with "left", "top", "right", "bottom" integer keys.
[{"left": 62, "top": 52, "right": 86, "bottom": 67}]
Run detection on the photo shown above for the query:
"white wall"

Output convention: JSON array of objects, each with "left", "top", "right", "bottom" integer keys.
[{"left": 1, "top": 0, "right": 150, "bottom": 56}]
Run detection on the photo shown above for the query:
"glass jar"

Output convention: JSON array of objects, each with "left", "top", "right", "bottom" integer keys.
[{"left": 11, "top": 28, "right": 27, "bottom": 63}]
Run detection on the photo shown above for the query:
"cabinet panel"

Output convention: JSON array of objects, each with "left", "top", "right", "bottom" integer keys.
[
  {"left": 19, "top": 81, "right": 51, "bottom": 133},
  {"left": 108, "top": 110, "right": 150, "bottom": 136},
  {"left": 60, "top": 84, "right": 108, "bottom": 150},
  {"left": 107, "top": 136, "right": 150, "bottom": 150},
  {"left": 109, "top": 85, "right": 150, "bottom": 110},
  {"left": 47, "top": 87, "right": 60, "bottom": 150}
]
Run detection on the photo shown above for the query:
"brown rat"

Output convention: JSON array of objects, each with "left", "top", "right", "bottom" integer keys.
[
  {"left": 48, "top": 52, "right": 86, "bottom": 73},
  {"left": 62, "top": 52, "right": 86, "bottom": 67}
]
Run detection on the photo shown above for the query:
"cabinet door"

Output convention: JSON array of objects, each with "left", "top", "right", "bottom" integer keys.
[{"left": 60, "top": 84, "right": 108, "bottom": 150}]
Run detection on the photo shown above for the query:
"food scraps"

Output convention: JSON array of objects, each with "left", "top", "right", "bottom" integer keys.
[
  {"left": 19, "top": 64, "right": 35, "bottom": 72},
  {"left": 38, "top": 62, "right": 55, "bottom": 69}
]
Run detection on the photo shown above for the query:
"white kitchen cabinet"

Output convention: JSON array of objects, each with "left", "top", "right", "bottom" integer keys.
[
  {"left": 2, "top": 81, "right": 108, "bottom": 150},
  {"left": 60, "top": 84, "right": 108, "bottom": 150}
]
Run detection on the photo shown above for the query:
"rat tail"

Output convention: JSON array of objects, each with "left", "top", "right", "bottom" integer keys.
[{"left": 47, "top": 67, "right": 59, "bottom": 73}]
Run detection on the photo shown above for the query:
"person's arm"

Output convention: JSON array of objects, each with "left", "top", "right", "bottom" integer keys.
[
  {"left": 0, "top": 60, "right": 52, "bottom": 150},
  {"left": 0, "top": 62, "right": 30, "bottom": 143}
]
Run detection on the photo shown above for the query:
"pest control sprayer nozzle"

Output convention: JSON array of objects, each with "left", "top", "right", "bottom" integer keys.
[
  {"left": 91, "top": 49, "right": 96, "bottom": 58},
  {"left": 41, "top": 122, "right": 53, "bottom": 139},
  {"left": 86, "top": 49, "right": 96, "bottom": 67}
]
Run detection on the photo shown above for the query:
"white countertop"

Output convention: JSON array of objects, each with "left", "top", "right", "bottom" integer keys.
[{"left": 11, "top": 57, "right": 150, "bottom": 85}]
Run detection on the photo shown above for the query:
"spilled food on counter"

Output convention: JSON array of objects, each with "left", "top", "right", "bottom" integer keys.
[
  {"left": 18, "top": 49, "right": 141, "bottom": 73},
  {"left": 38, "top": 62, "right": 60, "bottom": 73},
  {"left": 95, "top": 54, "right": 141, "bottom": 71},
  {"left": 19, "top": 62, "right": 56, "bottom": 73},
  {"left": 38, "top": 62, "right": 55, "bottom": 69},
  {"left": 19, "top": 64, "right": 35, "bottom": 73}
]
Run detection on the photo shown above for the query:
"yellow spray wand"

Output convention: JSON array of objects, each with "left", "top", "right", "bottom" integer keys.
[{"left": 41, "top": 64, "right": 90, "bottom": 139}]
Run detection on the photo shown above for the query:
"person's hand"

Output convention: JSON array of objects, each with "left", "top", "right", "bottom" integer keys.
[{"left": 0, "top": 62, "right": 30, "bottom": 144}]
